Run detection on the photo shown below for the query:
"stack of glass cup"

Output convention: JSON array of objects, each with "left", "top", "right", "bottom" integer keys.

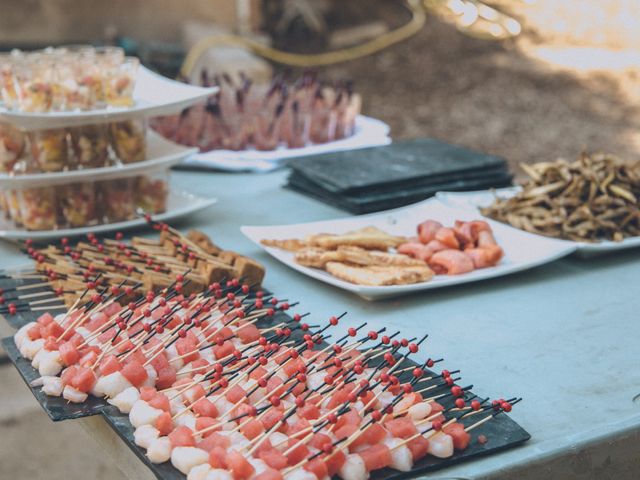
[{"left": 0, "top": 46, "right": 169, "bottom": 231}]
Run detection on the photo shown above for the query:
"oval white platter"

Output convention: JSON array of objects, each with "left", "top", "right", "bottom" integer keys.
[
  {"left": 242, "top": 198, "right": 577, "bottom": 300},
  {"left": 436, "top": 188, "right": 640, "bottom": 256},
  {"left": 180, "top": 116, "right": 391, "bottom": 173},
  {"left": 0, "top": 190, "right": 217, "bottom": 241},
  {"left": 0, "top": 66, "right": 217, "bottom": 131}
]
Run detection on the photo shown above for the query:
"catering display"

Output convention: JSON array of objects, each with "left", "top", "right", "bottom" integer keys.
[
  {"left": 1, "top": 223, "right": 528, "bottom": 480},
  {"left": 242, "top": 199, "right": 576, "bottom": 300},
  {"left": 0, "top": 46, "right": 217, "bottom": 236}
]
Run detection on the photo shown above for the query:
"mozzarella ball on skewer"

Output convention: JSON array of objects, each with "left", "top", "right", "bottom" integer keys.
[
  {"left": 407, "top": 402, "right": 432, "bottom": 421},
  {"left": 63, "top": 385, "right": 88, "bottom": 403},
  {"left": 205, "top": 469, "right": 233, "bottom": 480},
  {"left": 31, "top": 376, "right": 64, "bottom": 396},
  {"left": 142, "top": 365, "right": 158, "bottom": 388},
  {"left": 37, "top": 350, "right": 64, "bottom": 376},
  {"left": 175, "top": 410, "right": 198, "bottom": 430},
  {"left": 129, "top": 399, "right": 164, "bottom": 428},
  {"left": 285, "top": 467, "right": 317, "bottom": 480},
  {"left": 166, "top": 344, "right": 184, "bottom": 370},
  {"left": 171, "top": 446, "right": 209, "bottom": 475},
  {"left": 19, "top": 338, "right": 45, "bottom": 360},
  {"left": 383, "top": 438, "right": 412, "bottom": 472},
  {"left": 188, "top": 463, "right": 212, "bottom": 480},
  {"left": 427, "top": 433, "right": 454, "bottom": 458},
  {"left": 108, "top": 386, "right": 140, "bottom": 413},
  {"left": 134, "top": 424, "right": 160, "bottom": 449},
  {"left": 92, "top": 371, "right": 133, "bottom": 398},
  {"left": 247, "top": 457, "right": 268, "bottom": 476},
  {"left": 338, "top": 453, "right": 368, "bottom": 480},
  {"left": 14, "top": 322, "right": 35, "bottom": 349},
  {"left": 147, "top": 436, "right": 172, "bottom": 464}
]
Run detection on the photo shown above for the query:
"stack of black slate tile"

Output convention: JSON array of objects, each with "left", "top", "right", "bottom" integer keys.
[{"left": 285, "top": 138, "right": 513, "bottom": 214}]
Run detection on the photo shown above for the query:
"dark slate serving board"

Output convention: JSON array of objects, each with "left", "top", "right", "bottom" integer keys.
[
  {"left": 287, "top": 139, "right": 509, "bottom": 194},
  {"left": 0, "top": 274, "right": 64, "bottom": 329},
  {"left": 2, "top": 336, "right": 108, "bottom": 421},
  {"left": 287, "top": 174, "right": 513, "bottom": 214},
  {"left": 2, "top": 303, "right": 530, "bottom": 479}
]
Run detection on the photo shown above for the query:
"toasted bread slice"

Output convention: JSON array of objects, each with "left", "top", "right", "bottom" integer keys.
[{"left": 325, "top": 262, "right": 434, "bottom": 286}]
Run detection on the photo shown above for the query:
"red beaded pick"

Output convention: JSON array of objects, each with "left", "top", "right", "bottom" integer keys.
[
  {"left": 400, "top": 338, "right": 409, "bottom": 347},
  {"left": 348, "top": 327, "right": 357, "bottom": 337},
  {"left": 327, "top": 413, "right": 338, "bottom": 424},
  {"left": 322, "top": 443, "right": 334, "bottom": 454},
  {"left": 403, "top": 384, "right": 413, "bottom": 394},
  {"left": 270, "top": 395, "right": 281, "bottom": 407},
  {"left": 381, "top": 335, "right": 390, "bottom": 345},
  {"left": 324, "top": 375, "right": 334, "bottom": 386},
  {"left": 451, "top": 386, "right": 463, "bottom": 397},
  {"left": 329, "top": 316, "right": 338, "bottom": 326},
  {"left": 426, "top": 358, "right": 435, "bottom": 368},
  {"left": 293, "top": 313, "right": 301, "bottom": 322},
  {"left": 178, "top": 330, "right": 187, "bottom": 338},
  {"left": 455, "top": 398, "right": 466, "bottom": 409},
  {"left": 295, "top": 397, "right": 305, "bottom": 408},
  {"left": 371, "top": 410, "right": 382, "bottom": 422},
  {"left": 408, "top": 343, "right": 418, "bottom": 353},
  {"left": 501, "top": 401, "right": 512, "bottom": 412},
  {"left": 432, "top": 420, "right": 443, "bottom": 431},
  {"left": 332, "top": 344, "right": 342, "bottom": 354},
  {"left": 441, "top": 369, "right": 451, "bottom": 378},
  {"left": 368, "top": 331, "right": 378, "bottom": 340},
  {"left": 413, "top": 368, "right": 424, "bottom": 378}
]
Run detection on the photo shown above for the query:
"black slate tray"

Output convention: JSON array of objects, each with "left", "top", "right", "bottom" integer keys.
[
  {"left": 2, "top": 336, "right": 108, "bottom": 421},
  {"left": 0, "top": 274, "right": 64, "bottom": 329},
  {"left": 2, "top": 308, "right": 530, "bottom": 479},
  {"left": 287, "top": 174, "right": 513, "bottom": 214},
  {"left": 287, "top": 139, "right": 509, "bottom": 194}
]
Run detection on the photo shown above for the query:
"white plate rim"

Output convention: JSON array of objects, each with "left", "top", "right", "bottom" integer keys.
[
  {"left": 241, "top": 199, "right": 578, "bottom": 300},
  {"left": 0, "top": 131, "right": 197, "bottom": 187},
  {"left": 436, "top": 188, "right": 640, "bottom": 254},
  {"left": 0, "top": 190, "right": 217, "bottom": 241},
  {"left": 0, "top": 66, "right": 218, "bottom": 131}
]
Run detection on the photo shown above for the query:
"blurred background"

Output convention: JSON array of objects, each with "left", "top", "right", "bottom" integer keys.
[{"left": 1, "top": 0, "right": 639, "bottom": 477}]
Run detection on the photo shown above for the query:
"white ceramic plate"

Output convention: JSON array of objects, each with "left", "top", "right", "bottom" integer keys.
[
  {"left": 0, "top": 190, "right": 217, "bottom": 241},
  {"left": 0, "top": 66, "right": 217, "bottom": 131},
  {"left": 182, "top": 116, "right": 391, "bottom": 173},
  {"left": 0, "top": 132, "right": 197, "bottom": 188},
  {"left": 436, "top": 188, "right": 640, "bottom": 256},
  {"left": 242, "top": 199, "right": 576, "bottom": 300}
]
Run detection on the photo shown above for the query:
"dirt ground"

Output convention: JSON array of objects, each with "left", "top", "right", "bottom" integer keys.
[
  {"left": 316, "top": 2, "right": 640, "bottom": 175},
  {"left": 2, "top": 2, "right": 640, "bottom": 478}
]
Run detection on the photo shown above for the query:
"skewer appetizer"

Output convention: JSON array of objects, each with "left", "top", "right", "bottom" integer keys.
[{"left": 6, "top": 222, "right": 521, "bottom": 480}]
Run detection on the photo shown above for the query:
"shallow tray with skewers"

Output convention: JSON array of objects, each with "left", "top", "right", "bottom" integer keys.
[
  {"left": 2, "top": 306, "right": 530, "bottom": 479},
  {"left": 0, "top": 226, "right": 530, "bottom": 479}
]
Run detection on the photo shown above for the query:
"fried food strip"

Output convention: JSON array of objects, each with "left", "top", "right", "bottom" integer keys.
[
  {"left": 260, "top": 238, "right": 308, "bottom": 251},
  {"left": 325, "top": 262, "right": 434, "bottom": 286},
  {"left": 306, "top": 226, "right": 407, "bottom": 250}
]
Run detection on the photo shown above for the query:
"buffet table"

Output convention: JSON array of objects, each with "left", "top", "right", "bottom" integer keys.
[{"left": 1, "top": 168, "right": 639, "bottom": 479}]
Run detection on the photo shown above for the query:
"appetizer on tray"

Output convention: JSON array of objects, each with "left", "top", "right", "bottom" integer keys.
[
  {"left": 261, "top": 219, "right": 503, "bottom": 287},
  {"left": 242, "top": 200, "right": 576, "bottom": 300},
  {"left": 3, "top": 223, "right": 526, "bottom": 480}
]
